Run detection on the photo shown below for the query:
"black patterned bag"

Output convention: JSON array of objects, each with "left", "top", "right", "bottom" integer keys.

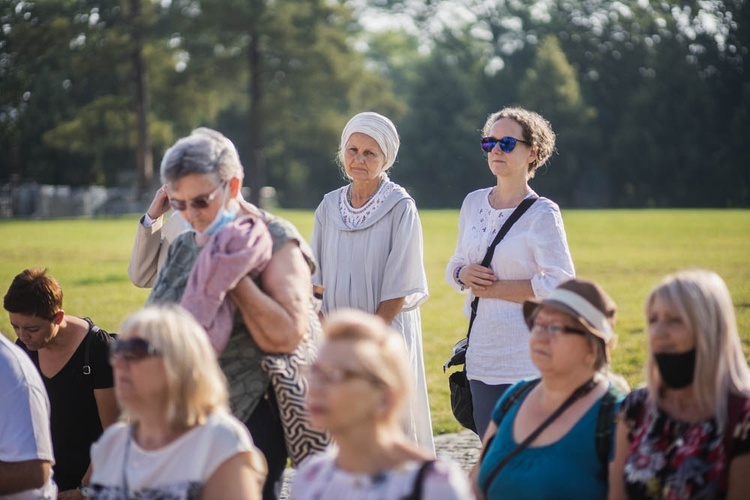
[{"left": 260, "top": 299, "right": 330, "bottom": 466}]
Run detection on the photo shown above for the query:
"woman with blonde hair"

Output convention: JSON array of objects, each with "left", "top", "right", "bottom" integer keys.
[
  {"left": 609, "top": 269, "right": 750, "bottom": 499},
  {"left": 291, "top": 309, "right": 471, "bottom": 499},
  {"left": 88, "top": 305, "right": 266, "bottom": 498}
]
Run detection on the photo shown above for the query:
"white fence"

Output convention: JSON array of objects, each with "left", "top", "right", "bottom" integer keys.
[{"left": 0, "top": 183, "right": 145, "bottom": 218}]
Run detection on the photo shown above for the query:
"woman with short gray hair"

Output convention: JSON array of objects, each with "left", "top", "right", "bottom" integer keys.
[
  {"left": 146, "top": 128, "right": 319, "bottom": 500},
  {"left": 311, "top": 112, "right": 435, "bottom": 454}
]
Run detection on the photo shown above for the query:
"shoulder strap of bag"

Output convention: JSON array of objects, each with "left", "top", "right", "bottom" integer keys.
[
  {"left": 83, "top": 317, "right": 99, "bottom": 376},
  {"left": 466, "top": 195, "right": 538, "bottom": 342},
  {"left": 479, "top": 378, "right": 541, "bottom": 464},
  {"left": 407, "top": 459, "right": 435, "bottom": 500},
  {"left": 481, "top": 377, "right": 596, "bottom": 497},
  {"left": 594, "top": 385, "right": 624, "bottom": 479},
  {"left": 83, "top": 318, "right": 116, "bottom": 376}
]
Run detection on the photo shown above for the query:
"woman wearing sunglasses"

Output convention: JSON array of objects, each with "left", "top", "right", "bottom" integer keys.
[
  {"left": 446, "top": 107, "right": 575, "bottom": 438},
  {"left": 291, "top": 309, "right": 471, "bottom": 499},
  {"left": 145, "top": 127, "right": 319, "bottom": 499},
  {"left": 88, "top": 305, "right": 266, "bottom": 498},
  {"left": 472, "top": 278, "right": 627, "bottom": 499},
  {"left": 310, "top": 112, "right": 434, "bottom": 454}
]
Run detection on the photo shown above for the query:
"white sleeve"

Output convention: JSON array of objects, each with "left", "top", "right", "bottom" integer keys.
[
  {"left": 0, "top": 343, "right": 54, "bottom": 464},
  {"left": 310, "top": 202, "right": 326, "bottom": 288},
  {"left": 380, "top": 199, "right": 428, "bottom": 310},
  {"left": 445, "top": 195, "right": 472, "bottom": 293},
  {"left": 528, "top": 203, "right": 575, "bottom": 298}
]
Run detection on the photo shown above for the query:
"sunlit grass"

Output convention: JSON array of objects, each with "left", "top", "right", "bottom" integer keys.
[{"left": 1, "top": 209, "right": 748, "bottom": 434}]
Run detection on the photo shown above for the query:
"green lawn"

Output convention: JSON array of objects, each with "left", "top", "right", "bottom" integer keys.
[{"left": 1, "top": 209, "right": 748, "bottom": 434}]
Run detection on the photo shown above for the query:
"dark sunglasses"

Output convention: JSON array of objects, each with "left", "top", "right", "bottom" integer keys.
[
  {"left": 109, "top": 337, "right": 161, "bottom": 363},
  {"left": 481, "top": 136, "right": 530, "bottom": 154},
  {"left": 169, "top": 182, "right": 226, "bottom": 211}
]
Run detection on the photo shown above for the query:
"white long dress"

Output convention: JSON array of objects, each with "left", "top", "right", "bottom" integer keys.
[{"left": 311, "top": 179, "right": 434, "bottom": 455}]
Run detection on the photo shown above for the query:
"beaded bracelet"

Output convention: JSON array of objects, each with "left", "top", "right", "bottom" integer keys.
[{"left": 454, "top": 265, "right": 466, "bottom": 290}]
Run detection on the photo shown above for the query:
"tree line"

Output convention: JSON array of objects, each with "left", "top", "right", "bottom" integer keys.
[{"left": 1, "top": 0, "right": 747, "bottom": 208}]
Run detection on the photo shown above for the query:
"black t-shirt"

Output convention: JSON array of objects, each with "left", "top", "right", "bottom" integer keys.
[{"left": 17, "top": 318, "right": 115, "bottom": 491}]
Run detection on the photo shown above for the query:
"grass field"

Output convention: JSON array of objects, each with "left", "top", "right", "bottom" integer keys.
[{"left": 1, "top": 209, "right": 748, "bottom": 434}]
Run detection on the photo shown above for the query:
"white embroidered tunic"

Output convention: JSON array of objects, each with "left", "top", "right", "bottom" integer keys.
[
  {"left": 445, "top": 188, "right": 575, "bottom": 385},
  {"left": 291, "top": 450, "right": 472, "bottom": 500},
  {"left": 311, "top": 180, "right": 434, "bottom": 454}
]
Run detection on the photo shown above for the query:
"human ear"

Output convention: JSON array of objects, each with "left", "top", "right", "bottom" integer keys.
[
  {"left": 228, "top": 177, "right": 242, "bottom": 199},
  {"left": 52, "top": 310, "right": 65, "bottom": 326}
]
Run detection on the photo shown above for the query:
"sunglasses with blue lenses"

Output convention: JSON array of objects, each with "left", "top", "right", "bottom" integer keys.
[
  {"left": 109, "top": 337, "right": 161, "bottom": 363},
  {"left": 481, "top": 136, "right": 530, "bottom": 154}
]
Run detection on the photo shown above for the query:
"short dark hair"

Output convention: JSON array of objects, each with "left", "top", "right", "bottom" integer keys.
[{"left": 3, "top": 268, "right": 63, "bottom": 321}]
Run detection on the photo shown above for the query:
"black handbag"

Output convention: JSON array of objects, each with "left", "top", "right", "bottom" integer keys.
[{"left": 444, "top": 195, "right": 538, "bottom": 433}]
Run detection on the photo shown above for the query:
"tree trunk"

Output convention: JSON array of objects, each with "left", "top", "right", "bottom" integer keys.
[
  {"left": 130, "top": 0, "right": 152, "bottom": 197},
  {"left": 246, "top": 1, "right": 265, "bottom": 206}
]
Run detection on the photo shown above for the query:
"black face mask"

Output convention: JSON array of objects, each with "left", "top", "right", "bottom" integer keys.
[{"left": 654, "top": 349, "right": 696, "bottom": 389}]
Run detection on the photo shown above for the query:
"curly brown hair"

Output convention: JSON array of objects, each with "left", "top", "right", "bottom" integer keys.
[{"left": 482, "top": 107, "right": 556, "bottom": 178}]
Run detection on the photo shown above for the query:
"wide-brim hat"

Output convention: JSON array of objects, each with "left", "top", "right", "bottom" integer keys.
[{"left": 523, "top": 278, "right": 617, "bottom": 349}]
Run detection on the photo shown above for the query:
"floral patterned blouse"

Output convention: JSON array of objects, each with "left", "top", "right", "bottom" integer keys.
[{"left": 622, "top": 387, "right": 750, "bottom": 499}]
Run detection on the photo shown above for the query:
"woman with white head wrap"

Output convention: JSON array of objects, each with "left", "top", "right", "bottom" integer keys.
[{"left": 310, "top": 112, "right": 435, "bottom": 455}]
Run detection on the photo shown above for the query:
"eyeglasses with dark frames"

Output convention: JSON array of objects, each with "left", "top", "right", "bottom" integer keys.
[
  {"left": 168, "top": 181, "right": 227, "bottom": 211},
  {"left": 481, "top": 136, "right": 530, "bottom": 154},
  {"left": 109, "top": 337, "right": 162, "bottom": 363},
  {"left": 530, "top": 322, "right": 588, "bottom": 337}
]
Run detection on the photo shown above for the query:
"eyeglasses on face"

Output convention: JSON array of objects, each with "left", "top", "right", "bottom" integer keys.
[
  {"left": 305, "top": 363, "right": 382, "bottom": 386},
  {"left": 168, "top": 181, "right": 227, "bottom": 211},
  {"left": 530, "top": 322, "right": 587, "bottom": 337},
  {"left": 481, "top": 136, "right": 530, "bottom": 154},
  {"left": 109, "top": 337, "right": 161, "bottom": 363}
]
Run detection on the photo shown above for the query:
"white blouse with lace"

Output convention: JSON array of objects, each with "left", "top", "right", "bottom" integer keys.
[
  {"left": 445, "top": 187, "right": 575, "bottom": 385},
  {"left": 338, "top": 178, "right": 394, "bottom": 229},
  {"left": 291, "top": 451, "right": 472, "bottom": 500}
]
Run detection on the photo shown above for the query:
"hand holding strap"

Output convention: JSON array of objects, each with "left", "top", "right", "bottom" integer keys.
[{"left": 466, "top": 195, "right": 539, "bottom": 341}]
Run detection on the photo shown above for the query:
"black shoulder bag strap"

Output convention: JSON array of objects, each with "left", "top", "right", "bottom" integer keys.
[
  {"left": 466, "top": 195, "right": 538, "bottom": 342},
  {"left": 83, "top": 317, "right": 99, "bottom": 376},
  {"left": 479, "top": 378, "right": 541, "bottom": 464},
  {"left": 406, "top": 459, "right": 436, "bottom": 500},
  {"left": 83, "top": 317, "right": 116, "bottom": 376},
  {"left": 481, "top": 377, "right": 597, "bottom": 497}
]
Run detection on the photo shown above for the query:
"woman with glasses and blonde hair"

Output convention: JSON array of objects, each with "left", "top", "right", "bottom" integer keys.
[
  {"left": 609, "top": 270, "right": 750, "bottom": 499},
  {"left": 472, "top": 278, "right": 627, "bottom": 499},
  {"left": 291, "top": 309, "right": 471, "bottom": 499},
  {"left": 446, "top": 107, "right": 575, "bottom": 438},
  {"left": 88, "top": 305, "right": 266, "bottom": 498},
  {"left": 146, "top": 128, "right": 321, "bottom": 499}
]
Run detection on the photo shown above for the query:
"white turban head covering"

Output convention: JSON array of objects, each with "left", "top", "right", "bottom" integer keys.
[{"left": 339, "top": 112, "right": 400, "bottom": 173}]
